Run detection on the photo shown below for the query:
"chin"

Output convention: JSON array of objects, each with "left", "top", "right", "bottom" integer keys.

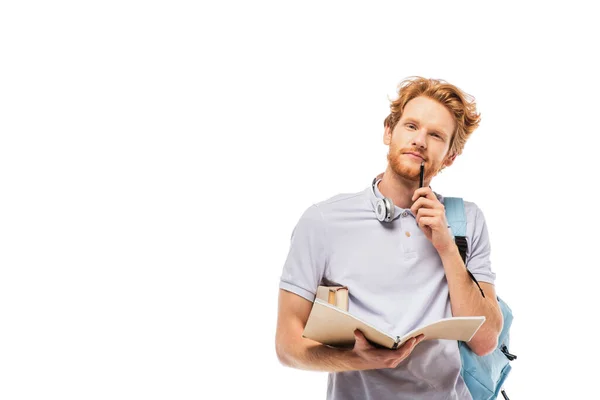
[
  {"left": 390, "top": 159, "right": 420, "bottom": 181},
  {"left": 387, "top": 149, "right": 410, "bottom": 178}
]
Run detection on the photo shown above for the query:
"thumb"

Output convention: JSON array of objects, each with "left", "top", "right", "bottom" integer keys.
[{"left": 354, "top": 329, "right": 367, "bottom": 345}]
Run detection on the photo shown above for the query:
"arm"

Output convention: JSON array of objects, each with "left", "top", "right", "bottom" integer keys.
[
  {"left": 275, "top": 289, "right": 424, "bottom": 372},
  {"left": 438, "top": 247, "right": 503, "bottom": 356},
  {"left": 410, "top": 189, "right": 502, "bottom": 356},
  {"left": 275, "top": 289, "right": 361, "bottom": 372}
]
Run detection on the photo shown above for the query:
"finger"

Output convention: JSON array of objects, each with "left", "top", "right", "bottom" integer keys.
[
  {"left": 394, "top": 338, "right": 418, "bottom": 361},
  {"left": 398, "top": 337, "right": 417, "bottom": 352},
  {"left": 412, "top": 335, "right": 425, "bottom": 347},
  {"left": 416, "top": 216, "right": 437, "bottom": 230},
  {"left": 399, "top": 335, "right": 425, "bottom": 351},
  {"left": 406, "top": 336, "right": 423, "bottom": 352},
  {"left": 410, "top": 197, "right": 438, "bottom": 215},
  {"left": 354, "top": 330, "right": 373, "bottom": 349},
  {"left": 411, "top": 197, "right": 443, "bottom": 216},
  {"left": 416, "top": 209, "right": 444, "bottom": 226},
  {"left": 354, "top": 329, "right": 364, "bottom": 341},
  {"left": 416, "top": 207, "right": 440, "bottom": 218},
  {"left": 411, "top": 187, "right": 435, "bottom": 201}
]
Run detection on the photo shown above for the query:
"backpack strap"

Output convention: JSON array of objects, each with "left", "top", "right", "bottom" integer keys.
[{"left": 444, "top": 197, "right": 486, "bottom": 298}]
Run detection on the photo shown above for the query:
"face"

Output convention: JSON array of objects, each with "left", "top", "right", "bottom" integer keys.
[{"left": 384, "top": 96, "right": 457, "bottom": 183}]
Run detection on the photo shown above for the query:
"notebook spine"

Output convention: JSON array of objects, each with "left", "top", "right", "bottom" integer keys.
[{"left": 316, "top": 285, "right": 349, "bottom": 311}]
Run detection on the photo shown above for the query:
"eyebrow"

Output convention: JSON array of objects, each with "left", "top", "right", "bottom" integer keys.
[{"left": 403, "top": 118, "right": 450, "bottom": 139}]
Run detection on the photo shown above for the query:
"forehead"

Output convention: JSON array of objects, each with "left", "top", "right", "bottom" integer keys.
[{"left": 400, "top": 96, "right": 455, "bottom": 135}]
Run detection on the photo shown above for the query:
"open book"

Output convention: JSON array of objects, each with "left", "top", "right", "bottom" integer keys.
[{"left": 303, "top": 298, "right": 486, "bottom": 350}]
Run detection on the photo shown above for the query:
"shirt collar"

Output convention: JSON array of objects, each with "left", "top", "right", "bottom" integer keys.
[{"left": 367, "top": 178, "right": 445, "bottom": 221}]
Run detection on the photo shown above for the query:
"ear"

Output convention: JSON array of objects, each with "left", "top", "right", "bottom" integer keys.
[
  {"left": 443, "top": 151, "right": 457, "bottom": 168},
  {"left": 383, "top": 125, "right": 392, "bottom": 145}
]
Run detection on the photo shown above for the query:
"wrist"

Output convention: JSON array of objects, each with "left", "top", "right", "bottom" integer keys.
[
  {"left": 437, "top": 242, "right": 460, "bottom": 259},
  {"left": 348, "top": 349, "right": 369, "bottom": 370}
]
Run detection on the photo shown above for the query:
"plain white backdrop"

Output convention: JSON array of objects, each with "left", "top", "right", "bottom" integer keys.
[{"left": 1, "top": 1, "right": 598, "bottom": 399}]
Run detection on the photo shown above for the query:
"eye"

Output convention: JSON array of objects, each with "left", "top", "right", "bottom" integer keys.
[
  {"left": 431, "top": 133, "right": 443, "bottom": 139},
  {"left": 407, "top": 124, "right": 416, "bottom": 130}
]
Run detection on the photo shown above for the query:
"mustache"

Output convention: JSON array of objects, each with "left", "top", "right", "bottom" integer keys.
[{"left": 400, "top": 148, "right": 427, "bottom": 160}]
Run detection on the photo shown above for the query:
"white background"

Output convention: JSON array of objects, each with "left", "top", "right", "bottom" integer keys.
[{"left": 1, "top": 1, "right": 598, "bottom": 399}]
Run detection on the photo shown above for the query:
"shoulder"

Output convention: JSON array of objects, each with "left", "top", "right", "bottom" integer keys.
[
  {"left": 293, "top": 188, "right": 371, "bottom": 232},
  {"left": 311, "top": 187, "right": 370, "bottom": 217},
  {"left": 316, "top": 188, "right": 368, "bottom": 207},
  {"left": 464, "top": 200, "right": 485, "bottom": 222},
  {"left": 438, "top": 192, "right": 485, "bottom": 223}
]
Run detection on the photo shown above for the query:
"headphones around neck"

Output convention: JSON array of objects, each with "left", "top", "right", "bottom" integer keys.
[{"left": 371, "top": 177, "right": 395, "bottom": 222}]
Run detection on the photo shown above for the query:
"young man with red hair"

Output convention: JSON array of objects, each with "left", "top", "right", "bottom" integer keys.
[{"left": 276, "top": 77, "right": 502, "bottom": 399}]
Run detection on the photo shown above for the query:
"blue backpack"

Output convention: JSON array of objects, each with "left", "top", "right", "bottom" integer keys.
[{"left": 444, "top": 198, "right": 517, "bottom": 400}]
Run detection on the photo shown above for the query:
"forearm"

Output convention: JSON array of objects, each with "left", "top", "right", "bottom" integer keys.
[
  {"left": 438, "top": 245, "right": 502, "bottom": 352},
  {"left": 278, "top": 338, "right": 366, "bottom": 372}
]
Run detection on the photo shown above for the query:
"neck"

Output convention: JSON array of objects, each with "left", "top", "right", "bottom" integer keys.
[{"left": 378, "top": 165, "right": 431, "bottom": 209}]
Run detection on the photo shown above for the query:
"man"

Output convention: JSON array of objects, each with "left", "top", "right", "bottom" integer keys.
[{"left": 275, "top": 76, "right": 503, "bottom": 399}]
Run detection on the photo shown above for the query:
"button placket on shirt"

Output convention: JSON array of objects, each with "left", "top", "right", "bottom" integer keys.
[{"left": 400, "top": 210, "right": 418, "bottom": 257}]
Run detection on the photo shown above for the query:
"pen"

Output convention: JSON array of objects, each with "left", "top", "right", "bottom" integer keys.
[{"left": 419, "top": 161, "right": 424, "bottom": 188}]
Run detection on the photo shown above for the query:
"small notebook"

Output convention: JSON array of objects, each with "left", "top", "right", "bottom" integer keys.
[{"left": 303, "top": 298, "right": 485, "bottom": 350}]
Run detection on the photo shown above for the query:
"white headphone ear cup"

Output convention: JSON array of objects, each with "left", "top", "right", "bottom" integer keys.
[
  {"left": 375, "top": 199, "right": 387, "bottom": 222},
  {"left": 382, "top": 198, "right": 395, "bottom": 222},
  {"left": 375, "top": 198, "right": 395, "bottom": 222}
]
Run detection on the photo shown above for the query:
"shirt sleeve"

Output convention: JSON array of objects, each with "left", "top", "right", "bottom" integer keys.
[
  {"left": 466, "top": 204, "right": 497, "bottom": 285},
  {"left": 278, "top": 204, "right": 327, "bottom": 302}
]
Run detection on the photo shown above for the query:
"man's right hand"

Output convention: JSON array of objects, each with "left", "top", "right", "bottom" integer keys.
[{"left": 353, "top": 329, "right": 425, "bottom": 370}]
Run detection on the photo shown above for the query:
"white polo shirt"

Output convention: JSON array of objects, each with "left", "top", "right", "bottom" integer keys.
[{"left": 279, "top": 182, "right": 496, "bottom": 400}]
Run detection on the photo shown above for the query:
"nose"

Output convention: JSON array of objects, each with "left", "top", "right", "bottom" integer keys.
[{"left": 411, "top": 129, "right": 427, "bottom": 149}]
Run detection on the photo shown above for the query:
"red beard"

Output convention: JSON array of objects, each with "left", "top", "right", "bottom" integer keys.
[{"left": 387, "top": 146, "right": 439, "bottom": 182}]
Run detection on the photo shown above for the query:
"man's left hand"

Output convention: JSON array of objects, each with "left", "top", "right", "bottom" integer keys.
[{"left": 411, "top": 187, "right": 455, "bottom": 254}]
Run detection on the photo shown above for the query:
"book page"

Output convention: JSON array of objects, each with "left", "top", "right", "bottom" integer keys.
[
  {"left": 303, "top": 299, "right": 486, "bottom": 350},
  {"left": 396, "top": 316, "right": 486, "bottom": 347},
  {"left": 302, "top": 299, "right": 397, "bottom": 349}
]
